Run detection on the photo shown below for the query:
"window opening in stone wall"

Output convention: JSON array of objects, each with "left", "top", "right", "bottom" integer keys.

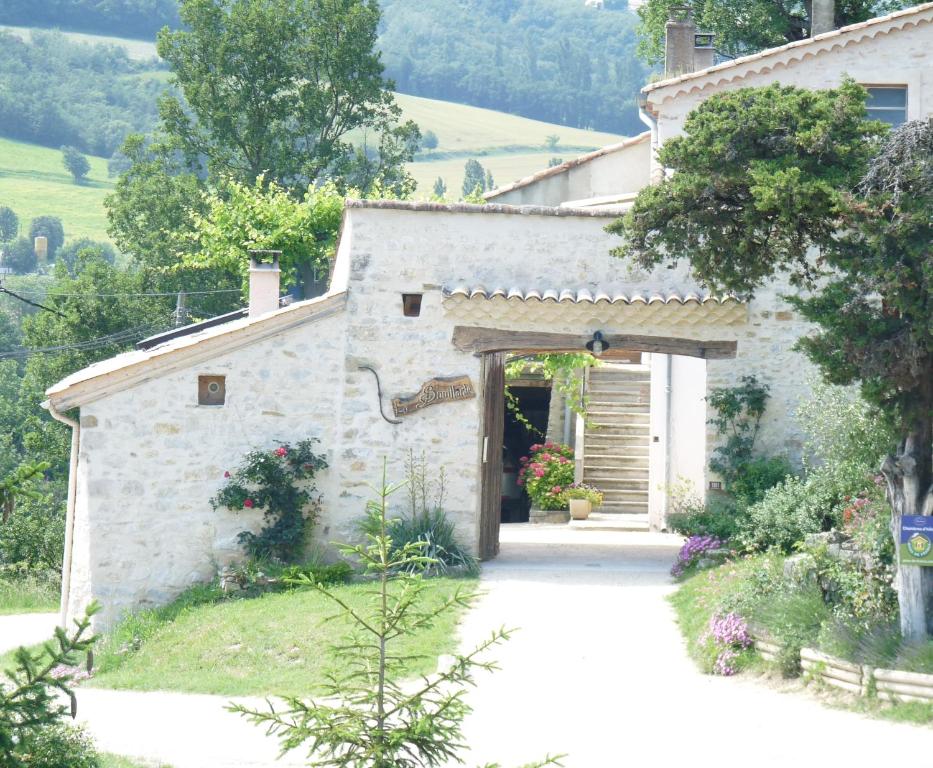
[
  {"left": 865, "top": 86, "right": 907, "bottom": 127},
  {"left": 402, "top": 293, "right": 423, "bottom": 317},
  {"left": 198, "top": 375, "right": 226, "bottom": 406}
]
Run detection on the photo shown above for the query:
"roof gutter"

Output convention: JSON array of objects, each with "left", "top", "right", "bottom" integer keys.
[
  {"left": 638, "top": 97, "right": 662, "bottom": 184},
  {"left": 42, "top": 399, "right": 78, "bottom": 628}
]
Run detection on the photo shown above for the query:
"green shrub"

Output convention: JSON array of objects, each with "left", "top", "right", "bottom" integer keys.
[
  {"left": 728, "top": 456, "right": 793, "bottom": 507},
  {"left": 796, "top": 380, "right": 895, "bottom": 470},
  {"left": 15, "top": 723, "right": 100, "bottom": 768},
  {"left": 739, "top": 461, "right": 873, "bottom": 552},
  {"left": 667, "top": 497, "right": 745, "bottom": 541}
]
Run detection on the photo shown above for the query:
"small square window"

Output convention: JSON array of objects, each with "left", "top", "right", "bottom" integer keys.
[
  {"left": 865, "top": 86, "right": 907, "bottom": 127},
  {"left": 402, "top": 293, "right": 423, "bottom": 317},
  {"left": 198, "top": 375, "right": 225, "bottom": 406}
]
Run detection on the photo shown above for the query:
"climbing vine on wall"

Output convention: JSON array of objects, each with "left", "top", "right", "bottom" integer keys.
[
  {"left": 212, "top": 439, "right": 328, "bottom": 562},
  {"left": 505, "top": 353, "right": 598, "bottom": 435}
]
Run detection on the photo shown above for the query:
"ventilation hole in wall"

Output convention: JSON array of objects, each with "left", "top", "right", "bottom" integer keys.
[
  {"left": 402, "top": 293, "right": 423, "bottom": 317},
  {"left": 198, "top": 375, "right": 226, "bottom": 406}
]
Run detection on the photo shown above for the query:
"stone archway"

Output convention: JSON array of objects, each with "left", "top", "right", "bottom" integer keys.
[{"left": 463, "top": 326, "right": 740, "bottom": 558}]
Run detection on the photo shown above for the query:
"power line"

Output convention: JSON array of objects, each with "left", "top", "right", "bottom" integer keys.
[
  {"left": 9, "top": 288, "right": 242, "bottom": 299},
  {"left": 0, "top": 315, "right": 177, "bottom": 360}
]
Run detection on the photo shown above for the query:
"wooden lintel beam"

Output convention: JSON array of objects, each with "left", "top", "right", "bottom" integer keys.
[{"left": 451, "top": 326, "right": 737, "bottom": 360}]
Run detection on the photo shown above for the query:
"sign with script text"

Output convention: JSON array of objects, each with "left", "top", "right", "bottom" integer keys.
[
  {"left": 392, "top": 376, "right": 476, "bottom": 417},
  {"left": 900, "top": 516, "right": 933, "bottom": 566}
]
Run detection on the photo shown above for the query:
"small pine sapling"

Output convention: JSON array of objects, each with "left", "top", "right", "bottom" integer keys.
[
  {"left": 1, "top": 603, "right": 100, "bottom": 766},
  {"left": 233, "top": 462, "right": 563, "bottom": 768}
]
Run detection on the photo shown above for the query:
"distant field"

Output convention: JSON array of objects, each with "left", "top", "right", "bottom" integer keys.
[
  {"left": 0, "top": 26, "right": 625, "bottom": 224},
  {"left": 0, "top": 137, "right": 113, "bottom": 243},
  {"left": 0, "top": 24, "right": 159, "bottom": 60}
]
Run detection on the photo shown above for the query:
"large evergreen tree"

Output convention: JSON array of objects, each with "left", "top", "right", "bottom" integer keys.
[{"left": 610, "top": 83, "right": 933, "bottom": 638}]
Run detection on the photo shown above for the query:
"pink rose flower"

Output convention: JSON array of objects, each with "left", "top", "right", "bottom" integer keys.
[
  {"left": 540, "top": 453, "right": 552, "bottom": 462},
  {"left": 275, "top": 447, "right": 288, "bottom": 457},
  {"left": 243, "top": 498, "right": 255, "bottom": 509},
  {"left": 534, "top": 468, "right": 545, "bottom": 478},
  {"left": 552, "top": 486, "right": 562, "bottom": 493}
]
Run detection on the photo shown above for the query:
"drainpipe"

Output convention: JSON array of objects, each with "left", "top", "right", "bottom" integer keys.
[
  {"left": 42, "top": 399, "right": 79, "bottom": 628},
  {"left": 639, "top": 103, "right": 662, "bottom": 184},
  {"left": 664, "top": 355, "right": 673, "bottom": 529}
]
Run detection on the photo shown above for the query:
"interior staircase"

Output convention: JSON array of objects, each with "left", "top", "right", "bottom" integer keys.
[{"left": 581, "top": 364, "right": 651, "bottom": 516}]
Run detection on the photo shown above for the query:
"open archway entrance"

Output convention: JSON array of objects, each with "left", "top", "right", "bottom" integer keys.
[{"left": 454, "top": 327, "right": 739, "bottom": 561}]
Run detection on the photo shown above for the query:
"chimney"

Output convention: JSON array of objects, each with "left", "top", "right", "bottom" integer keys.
[
  {"left": 247, "top": 251, "right": 281, "bottom": 318},
  {"left": 811, "top": 0, "right": 835, "bottom": 36},
  {"left": 665, "top": 7, "right": 716, "bottom": 77}
]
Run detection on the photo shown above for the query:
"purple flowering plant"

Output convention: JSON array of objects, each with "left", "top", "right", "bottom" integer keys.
[
  {"left": 671, "top": 535, "right": 722, "bottom": 578},
  {"left": 702, "top": 612, "right": 753, "bottom": 676}
]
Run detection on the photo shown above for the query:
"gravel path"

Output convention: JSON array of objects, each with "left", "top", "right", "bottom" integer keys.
[
  {"left": 456, "top": 524, "right": 933, "bottom": 768},
  {"left": 0, "top": 612, "right": 58, "bottom": 654},
  {"left": 54, "top": 524, "right": 933, "bottom": 767}
]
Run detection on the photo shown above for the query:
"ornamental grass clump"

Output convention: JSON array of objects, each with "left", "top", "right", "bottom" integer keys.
[
  {"left": 671, "top": 535, "right": 722, "bottom": 579},
  {"left": 518, "top": 442, "right": 574, "bottom": 510}
]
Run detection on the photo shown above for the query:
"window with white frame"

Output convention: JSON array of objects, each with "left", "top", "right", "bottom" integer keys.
[{"left": 865, "top": 86, "right": 908, "bottom": 127}]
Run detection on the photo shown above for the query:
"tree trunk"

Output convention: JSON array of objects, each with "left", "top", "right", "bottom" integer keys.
[{"left": 883, "top": 415, "right": 933, "bottom": 642}]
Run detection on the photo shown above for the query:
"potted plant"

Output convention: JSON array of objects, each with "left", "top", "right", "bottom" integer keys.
[
  {"left": 518, "top": 442, "right": 575, "bottom": 523},
  {"left": 562, "top": 484, "right": 603, "bottom": 520}
]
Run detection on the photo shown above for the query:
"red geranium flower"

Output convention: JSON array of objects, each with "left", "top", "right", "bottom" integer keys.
[
  {"left": 275, "top": 446, "right": 288, "bottom": 457},
  {"left": 243, "top": 498, "right": 255, "bottom": 508}
]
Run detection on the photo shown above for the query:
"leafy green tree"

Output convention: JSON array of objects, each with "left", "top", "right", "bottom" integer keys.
[
  {"left": 233, "top": 465, "right": 562, "bottom": 768},
  {"left": 28, "top": 217, "right": 64, "bottom": 260},
  {"left": 157, "top": 0, "right": 419, "bottom": 193},
  {"left": 421, "top": 129, "right": 439, "bottom": 151},
  {"left": 56, "top": 239, "right": 117, "bottom": 276},
  {"left": 105, "top": 135, "right": 241, "bottom": 320},
  {"left": 547, "top": 157, "right": 564, "bottom": 168},
  {"left": 431, "top": 177, "right": 447, "bottom": 200},
  {"left": 0, "top": 207, "right": 18, "bottom": 242},
  {"left": 183, "top": 176, "right": 344, "bottom": 298},
  {"left": 611, "top": 83, "right": 933, "bottom": 638},
  {"left": 544, "top": 134, "right": 560, "bottom": 150},
  {"left": 462, "top": 158, "right": 487, "bottom": 198},
  {"left": 60, "top": 146, "right": 90, "bottom": 184},
  {"left": 3, "top": 238, "right": 38, "bottom": 275},
  {"left": 636, "top": 0, "right": 922, "bottom": 61}
]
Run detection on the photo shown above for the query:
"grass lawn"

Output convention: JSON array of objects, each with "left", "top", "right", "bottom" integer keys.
[
  {"left": 87, "top": 577, "right": 476, "bottom": 697},
  {"left": 0, "top": 573, "right": 60, "bottom": 615},
  {"left": 0, "top": 136, "right": 113, "bottom": 243}
]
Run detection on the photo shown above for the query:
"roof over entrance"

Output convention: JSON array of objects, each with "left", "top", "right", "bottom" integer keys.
[{"left": 443, "top": 286, "right": 747, "bottom": 327}]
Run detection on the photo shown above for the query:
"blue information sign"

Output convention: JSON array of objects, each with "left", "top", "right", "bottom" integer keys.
[{"left": 900, "top": 516, "right": 933, "bottom": 566}]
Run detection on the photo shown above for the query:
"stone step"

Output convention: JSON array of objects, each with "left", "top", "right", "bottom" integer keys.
[
  {"left": 583, "top": 456, "right": 648, "bottom": 479},
  {"left": 583, "top": 456, "right": 649, "bottom": 467},
  {"left": 583, "top": 480, "right": 650, "bottom": 493},
  {"left": 584, "top": 427, "right": 651, "bottom": 439},
  {"left": 600, "top": 501, "right": 651, "bottom": 513},
  {"left": 584, "top": 439, "right": 649, "bottom": 452},
  {"left": 587, "top": 399, "right": 651, "bottom": 409}
]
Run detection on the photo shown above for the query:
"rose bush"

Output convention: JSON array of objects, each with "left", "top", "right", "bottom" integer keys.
[
  {"left": 212, "top": 439, "right": 328, "bottom": 562},
  {"left": 518, "top": 442, "right": 574, "bottom": 510}
]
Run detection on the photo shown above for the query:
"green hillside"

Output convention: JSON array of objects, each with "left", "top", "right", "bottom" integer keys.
[
  {"left": 0, "top": 137, "right": 113, "bottom": 243},
  {"left": 0, "top": 26, "right": 626, "bottom": 236}
]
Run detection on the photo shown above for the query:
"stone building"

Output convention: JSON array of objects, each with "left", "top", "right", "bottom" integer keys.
[{"left": 46, "top": 2, "right": 933, "bottom": 628}]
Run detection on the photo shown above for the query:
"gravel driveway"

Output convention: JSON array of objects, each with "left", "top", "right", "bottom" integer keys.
[{"left": 57, "top": 524, "right": 933, "bottom": 767}]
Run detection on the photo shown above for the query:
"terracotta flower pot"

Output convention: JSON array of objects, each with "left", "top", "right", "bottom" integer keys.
[{"left": 569, "top": 499, "right": 592, "bottom": 520}]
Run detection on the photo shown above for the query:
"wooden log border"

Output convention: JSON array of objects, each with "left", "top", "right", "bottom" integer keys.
[{"left": 451, "top": 326, "right": 739, "bottom": 359}]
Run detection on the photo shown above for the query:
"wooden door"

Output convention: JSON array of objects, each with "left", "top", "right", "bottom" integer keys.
[{"left": 479, "top": 352, "right": 506, "bottom": 560}]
